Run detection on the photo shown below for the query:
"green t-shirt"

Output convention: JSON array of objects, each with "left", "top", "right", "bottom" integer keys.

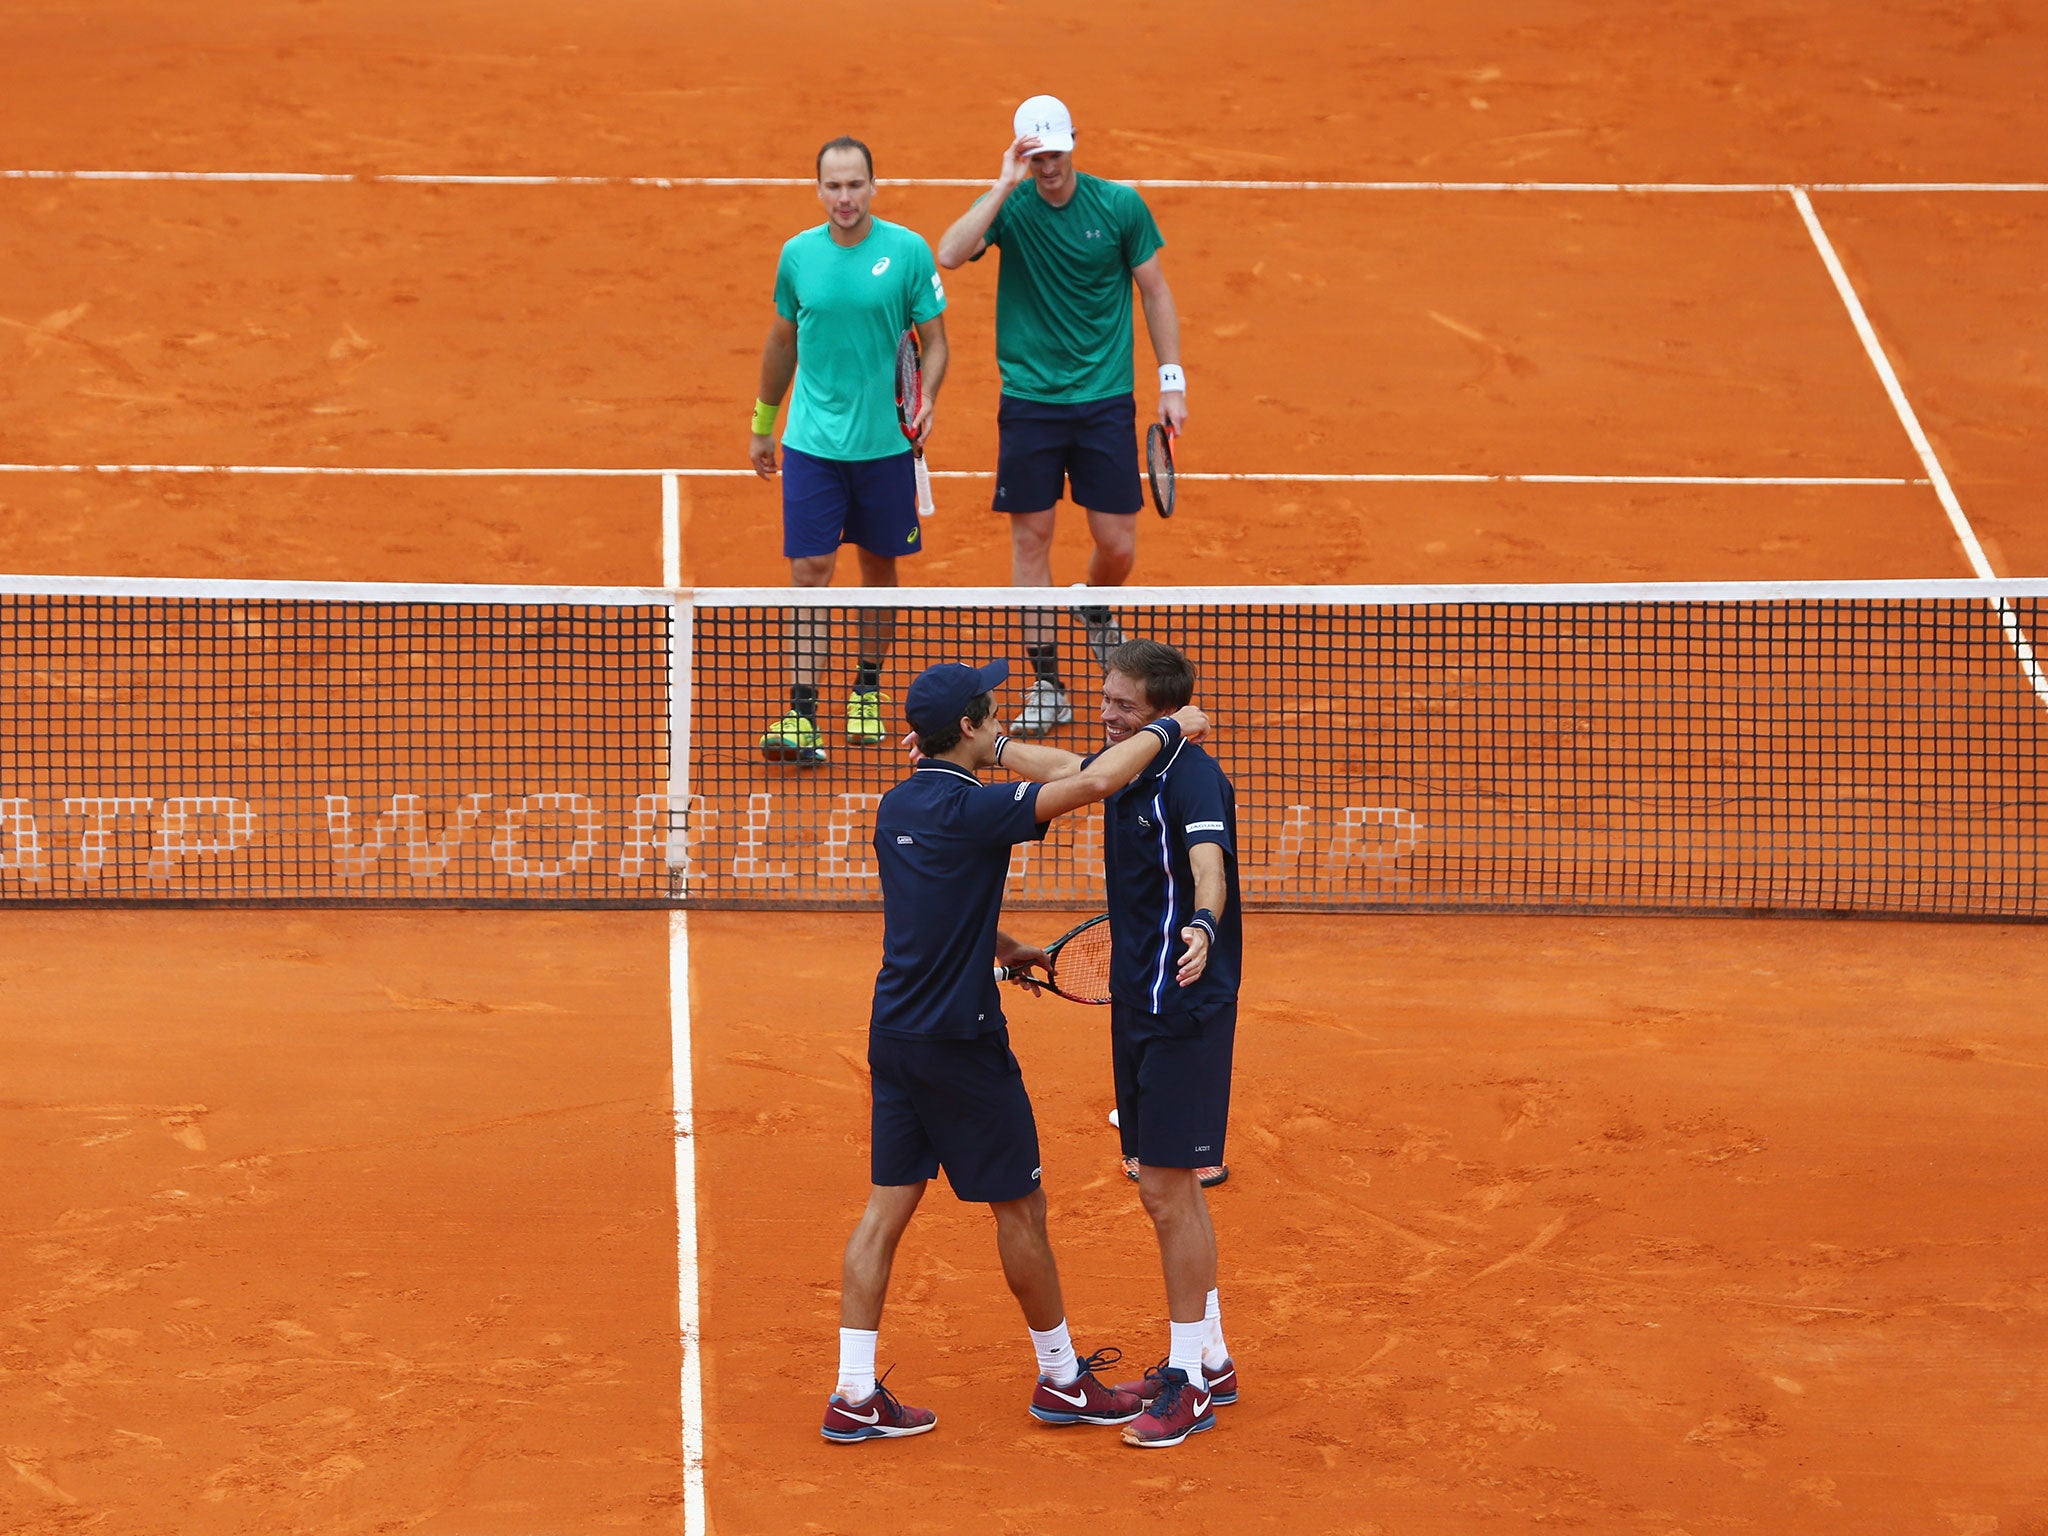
[
  {"left": 977, "top": 173, "right": 1165, "bottom": 404},
  {"left": 774, "top": 217, "right": 947, "bottom": 462}
]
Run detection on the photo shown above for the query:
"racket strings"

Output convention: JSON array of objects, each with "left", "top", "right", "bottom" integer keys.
[
  {"left": 896, "top": 333, "right": 923, "bottom": 417},
  {"left": 1052, "top": 919, "right": 1114, "bottom": 1003}
]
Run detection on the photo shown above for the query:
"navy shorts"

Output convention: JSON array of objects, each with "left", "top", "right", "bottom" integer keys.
[
  {"left": 782, "top": 444, "right": 923, "bottom": 560},
  {"left": 993, "top": 393, "right": 1143, "bottom": 516},
  {"left": 1111, "top": 999, "right": 1236, "bottom": 1170},
  {"left": 869, "top": 1027, "right": 1044, "bottom": 1203}
]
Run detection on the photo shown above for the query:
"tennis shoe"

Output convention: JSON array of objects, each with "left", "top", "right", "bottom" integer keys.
[
  {"left": 846, "top": 689, "right": 889, "bottom": 745},
  {"left": 821, "top": 1372, "right": 937, "bottom": 1443},
  {"left": 1072, "top": 595, "right": 1124, "bottom": 670},
  {"left": 1120, "top": 1366, "right": 1216, "bottom": 1448},
  {"left": 1028, "top": 1348, "right": 1144, "bottom": 1426},
  {"left": 760, "top": 711, "right": 827, "bottom": 766},
  {"left": 1115, "top": 1355, "right": 1239, "bottom": 1408},
  {"left": 1121, "top": 1156, "right": 1230, "bottom": 1189},
  {"left": 1010, "top": 679, "right": 1074, "bottom": 737}
]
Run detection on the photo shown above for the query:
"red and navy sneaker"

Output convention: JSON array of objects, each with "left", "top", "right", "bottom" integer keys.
[
  {"left": 1120, "top": 1366, "right": 1216, "bottom": 1447},
  {"left": 1029, "top": 1347, "right": 1144, "bottom": 1426},
  {"left": 1116, "top": 1354, "right": 1239, "bottom": 1407},
  {"left": 821, "top": 1370, "right": 937, "bottom": 1443}
]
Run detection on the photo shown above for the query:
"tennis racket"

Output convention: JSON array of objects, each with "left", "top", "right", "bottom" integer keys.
[
  {"left": 1146, "top": 422, "right": 1176, "bottom": 519},
  {"left": 995, "top": 914, "right": 1112, "bottom": 1005},
  {"left": 895, "top": 329, "right": 936, "bottom": 518}
]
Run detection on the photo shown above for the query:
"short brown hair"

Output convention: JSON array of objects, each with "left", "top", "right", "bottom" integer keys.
[
  {"left": 816, "top": 136, "right": 875, "bottom": 180},
  {"left": 1104, "top": 638, "right": 1193, "bottom": 711}
]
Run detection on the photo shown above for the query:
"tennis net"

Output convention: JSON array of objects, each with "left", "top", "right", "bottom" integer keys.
[{"left": 2, "top": 575, "right": 2044, "bottom": 916}]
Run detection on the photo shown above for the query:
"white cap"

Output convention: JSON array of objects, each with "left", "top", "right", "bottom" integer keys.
[{"left": 1013, "top": 94, "right": 1075, "bottom": 155}]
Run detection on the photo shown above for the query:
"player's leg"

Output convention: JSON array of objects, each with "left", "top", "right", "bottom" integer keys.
[
  {"left": 1114, "top": 1001, "right": 1235, "bottom": 1447},
  {"left": 826, "top": 1035, "right": 940, "bottom": 1442},
  {"left": 841, "top": 1180, "right": 926, "bottom": 1333},
  {"left": 994, "top": 396, "right": 1080, "bottom": 736},
  {"left": 922, "top": 1030, "right": 1141, "bottom": 1426},
  {"left": 1067, "top": 395, "right": 1145, "bottom": 666},
  {"left": 767, "top": 447, "right": 850, "bottom": 766},
  {"left": 839, "top": 454, "right": 917, "bottom": 745}
]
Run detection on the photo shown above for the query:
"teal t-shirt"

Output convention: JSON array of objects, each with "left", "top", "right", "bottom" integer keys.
[
  {"left": 977, "top": 174, "right": 1165, "bottom": 404},
  {"left": 774, "top": 218, "right": 947, "bottom": 462}
]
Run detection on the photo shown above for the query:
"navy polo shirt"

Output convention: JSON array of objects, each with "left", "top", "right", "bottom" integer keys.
[
  {"left": 1098, "top": 737, "right": 1243, "bottom": 1014},
  {"left": 871, "top": 760, "right": 1049, "bottom": 1038}
]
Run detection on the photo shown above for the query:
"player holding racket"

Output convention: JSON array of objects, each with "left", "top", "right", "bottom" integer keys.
[
  {"left": 935, "top": 95, "right": 1188, "bottom": 737},
  {"left": 750, "top": 136, "right": 949, "bottom": 765},
  {"left": 824, "top": 658, "right": 1208, "bottom": 1443},
  {"left": 995, "top": 638, "right": 1242, "bottom": 1449}
]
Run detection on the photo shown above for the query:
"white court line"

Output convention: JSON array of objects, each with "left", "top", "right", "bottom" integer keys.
[
  {"left": 669, "top": 909, "right": 708, "bottom": 1536},
  {"left": 0, "top": 461, "right": 1926, "bottom": 488},
  {"left": 7, "top": 168, "right": 2048, "bottom": 193},
  {"left": 1790, "top": 189, "right": 1994, "bottom": 577},
  {"left": 661, "top": 472, "right": 682, "bottom": 589},
  {"left": 1791, "top": 186, "right": 2048, "bottom": 703}
]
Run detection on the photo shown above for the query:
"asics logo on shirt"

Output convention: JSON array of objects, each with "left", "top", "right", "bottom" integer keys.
[{"left": 871, "top": 256, "right": 892, "bottom": 275}]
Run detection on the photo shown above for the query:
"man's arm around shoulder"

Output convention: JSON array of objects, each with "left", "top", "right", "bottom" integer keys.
[{"left": 1032, "top": 707, "right": 1208, "bottom": 822}]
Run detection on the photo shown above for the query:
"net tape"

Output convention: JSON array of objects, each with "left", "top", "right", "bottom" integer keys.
[{"left": 3, "top": 576, "right": 2044, "bottom": 916}]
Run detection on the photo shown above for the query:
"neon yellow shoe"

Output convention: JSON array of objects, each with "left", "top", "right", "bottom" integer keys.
[
  {"left": 847, "top": 689, "right": 889, "bottom": 745},
  {"left": 760, "top": 711, "right": 826, "bottom": 766}
]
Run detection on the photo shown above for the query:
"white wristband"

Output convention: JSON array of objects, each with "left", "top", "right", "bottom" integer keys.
[{"left": 1158, "top": 363, "right": 1186, "bottom": 394}]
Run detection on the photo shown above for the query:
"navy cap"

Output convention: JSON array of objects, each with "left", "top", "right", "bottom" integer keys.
[{"left": 904, "top": 659, "right": 1011, "bottom": 732}]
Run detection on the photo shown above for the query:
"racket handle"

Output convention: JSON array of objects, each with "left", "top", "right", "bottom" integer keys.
[{"left": 914, "top": 454, "right": 935, "bottom": 518}]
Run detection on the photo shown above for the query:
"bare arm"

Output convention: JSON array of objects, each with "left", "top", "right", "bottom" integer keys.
[
  {"left": 1034, "top": 706, "right": 1208, "bottom": 822},
  {"left": 910, "top": 312, "right": 948, "bottom": 446},
  {"left": 997, "top": 737, "right": 1086, "bottom": 783},
  {"left": 749, "top": 315, "right": 798, "bottom": 478},
  {"left": 1175, "top": 840, "right": 1229, "bottom": 987},
  {"left": 936, "top": 135, "right": 1039, "bottom": 268},
  {"left": 1132, "top": 254, "right": 1187, "bottom": 435}
]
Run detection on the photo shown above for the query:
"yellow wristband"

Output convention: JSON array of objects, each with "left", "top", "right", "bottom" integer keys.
[{"left": 751, "top": 400, "right": 778, "bottom": 435}]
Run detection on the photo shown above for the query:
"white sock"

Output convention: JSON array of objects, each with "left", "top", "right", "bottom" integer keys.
[
  {"left": 1202, "top": 1288, "right": 1230, "bottom": 1370},
  {"left": 837, "top": 1327, "right": 878, "bottom": 1401},
  {"left": 1029, "top": 1319, "right": 1079, "bottom": 1385},
  {"left": 1168, "top": 1319, "right": 1207, "bottom": 1389}
]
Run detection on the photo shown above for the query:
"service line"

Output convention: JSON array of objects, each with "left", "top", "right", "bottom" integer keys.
[
  {"left": 6, "top": 168, "right": 2048, "bottom": 193},
  {"left": 0, "top": 462, "right": 1927, "bottom": 488}
]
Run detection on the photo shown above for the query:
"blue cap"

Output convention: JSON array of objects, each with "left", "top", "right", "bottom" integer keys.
[{"left": 904, "top": 659, "right": 1011, "bottom": 732}]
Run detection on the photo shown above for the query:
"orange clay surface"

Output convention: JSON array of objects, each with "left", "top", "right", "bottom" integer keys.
[{"left": 4, "top": 0, "right": 2048, "bottom": 1532}]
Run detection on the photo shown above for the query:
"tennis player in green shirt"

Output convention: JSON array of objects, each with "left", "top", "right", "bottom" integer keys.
[
  {"left": 750, "top": 136, "right": 950, "bottom": 765},
  {"left": 937, "top": 95, "right": 1188, "bottom": 737}
]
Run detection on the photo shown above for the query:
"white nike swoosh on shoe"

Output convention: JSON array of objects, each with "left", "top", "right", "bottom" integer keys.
[
  {"left": 1191, "top": 1393, "right": 1212, "bottom": 1415},
  {"left": 1043, "top": 1382, "right": 1092, "bottom": 1407},
  {"left": 839, "top": 1405, "right": 881, "bottom": 1424}
]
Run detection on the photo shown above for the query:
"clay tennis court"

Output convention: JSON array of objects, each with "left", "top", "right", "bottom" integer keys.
[{"left": 4, "top": 2, "right": 2047, "bottom": 1532}]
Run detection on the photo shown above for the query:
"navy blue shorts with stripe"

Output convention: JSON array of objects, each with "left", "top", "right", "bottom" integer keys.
[
  {"left": 781, "top": 444, "right": 923, "bottom": 560},
  {"left": 992, "top": 393, "right": 1143, "bottom": 516},
  {"left": 869, "top": 1027, "right": 1044, "bottom": 1203},
  {"left": 1112, "top": 999, "right": 1236, "bottom": 1170}
]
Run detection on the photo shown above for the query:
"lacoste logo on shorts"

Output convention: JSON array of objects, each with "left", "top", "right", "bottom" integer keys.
[{"left": 871, "top": 256, "right": 892, "bottom": 276}]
